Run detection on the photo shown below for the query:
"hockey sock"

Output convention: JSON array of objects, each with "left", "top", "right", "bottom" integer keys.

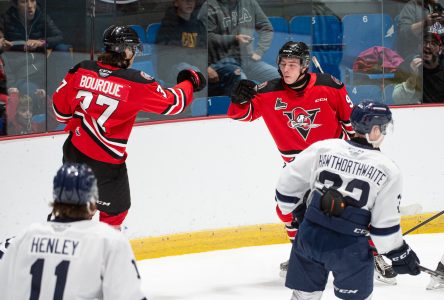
[{"left": 100, "top": 210, "right": 128, "bottom": 228}]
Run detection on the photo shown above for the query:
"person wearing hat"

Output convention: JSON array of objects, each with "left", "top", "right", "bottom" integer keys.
[{"left": 393, "top": 31, "right": 444, "bottom": 104}]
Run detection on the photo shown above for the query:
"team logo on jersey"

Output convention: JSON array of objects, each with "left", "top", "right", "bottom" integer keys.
[
  {"left": 283, "top": 107, "right": 321, "bottom": 140},
  {"left": 275, "top": 98, "right": 287, "bottom": 110},
  {"left": 99, "top": 68, "right": 112, "bottom": 78}
]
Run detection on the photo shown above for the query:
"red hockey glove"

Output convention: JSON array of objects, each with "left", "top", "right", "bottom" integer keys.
[{"left": 177, "top": 69, "right": 206, "bottom": 92}]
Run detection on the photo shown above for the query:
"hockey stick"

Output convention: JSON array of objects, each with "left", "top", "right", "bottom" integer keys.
[
  {"left": 89, "top": 0, "right": 96, "bottom": 60},
  {"left": 311, "top": 56, "right": 324, "bottom": 74},
  {"left": 419, "top": 265, "right": 444, "bottom": 281},
  {"left": 403, "top": 209, "right": 444, "bottom": 236}
]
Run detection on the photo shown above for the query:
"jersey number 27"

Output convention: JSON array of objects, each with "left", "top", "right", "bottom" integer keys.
[{"left": 77, "top": 90, "right": 119, "bottom": 133}]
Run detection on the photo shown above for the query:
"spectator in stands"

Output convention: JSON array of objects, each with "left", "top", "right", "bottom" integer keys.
[
  {"left": 0, "top": 0, "right": 64, "bottom": 114},
  {"left": 6, "top": 89, "right": 39, "bottom": 135},
  {"left": 392, "top": 31, "right": 444, "bottom": 104},
  {"left": 205, "top": 0, "right": 279, "bottom": 96},
  {"left": 156, "top": 0, "right": 207, "bottom": 89},
  {"left": 0, "top": 100, "right": 5, "bottom": 135},
  {"left": 397, "top": 0, "right": 444, "bottom": 58},
  {"left": 0, "top": 31, "right": 7, "bottom": 103},
  {"left": 5, "top": 86, "right": 58, "bottom": 135},
  {"left": 0, "top": 31, "right": 7, "bottom": 134}
]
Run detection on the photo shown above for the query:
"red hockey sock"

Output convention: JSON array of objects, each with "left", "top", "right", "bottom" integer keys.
[
  {"left": 276, "top": 205, "right": 297, "bottom": 240},
  {"left": 99, "top": 210, "right": 128, "bottom": 228},
  {"left": 367, "top": 238, "right": 378, "bottom": 256}
]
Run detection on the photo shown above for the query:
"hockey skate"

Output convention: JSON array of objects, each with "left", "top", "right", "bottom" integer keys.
[
  {"left": 374, "top": 255, "right": 397, "bottom": 285},
  {"left": 426, "top": 262, "right": 444, "bottom": 290},
  {"left": 279, "top": 259, "right": 289, "bottom": 278}
]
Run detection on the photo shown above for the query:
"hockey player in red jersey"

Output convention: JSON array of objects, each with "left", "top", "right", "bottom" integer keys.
[
  {"left": 228, "top": 41, "right": 354, "bottom": 275},
  {"left": 229, "top": 41, "right": 354, "bottom": 164},
  {"left": 228, "top": 41, "right": 397, "bottom": 284},
  {"left": 52, "top": 25, "right": 206, "bottom": 229}
]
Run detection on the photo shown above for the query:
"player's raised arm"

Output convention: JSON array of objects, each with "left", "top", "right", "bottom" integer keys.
[{"left": 135, "top": 68, "right": 206, "bottom": 116}]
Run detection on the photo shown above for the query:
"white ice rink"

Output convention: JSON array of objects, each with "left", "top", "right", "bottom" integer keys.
[{"left": 138, "top": 233, "right": 444, "bottom": 299}]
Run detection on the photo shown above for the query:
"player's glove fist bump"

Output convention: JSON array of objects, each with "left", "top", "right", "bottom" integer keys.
[
  {"left": 177, "top": 69, "right": 207, "bottom": 92},
  {"left": 386, "top": 241, "right": 420, "bottom": 275},
  {"left": 231, "top": 79, "right": 257, "bottom": 104}
]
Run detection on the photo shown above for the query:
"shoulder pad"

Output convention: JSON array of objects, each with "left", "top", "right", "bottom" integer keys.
[
  {"left": 113, "top": 68, "right": 156, "bottom": 84},
  {"left": 314, "top": 73, "right": 344, "bottom": 89},
  {"left": 69, "top": 60, "right": 101, "bottom": 74},
  {"left": 257, "top": 78, "right": 285, "bottom": 94},
  {"left": 68, "top": 60, "right": 91, "bottom": 74}
]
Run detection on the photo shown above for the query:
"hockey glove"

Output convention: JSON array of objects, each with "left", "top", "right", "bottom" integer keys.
[
  {"left": 177, "top": 69, "right": 206, "bottom": 92},
  {"left": 385, "top": 241, "right": 420, "bottom": 275},
  {"left": 231, "top": 79, "right": 257, "bottom": 104}
]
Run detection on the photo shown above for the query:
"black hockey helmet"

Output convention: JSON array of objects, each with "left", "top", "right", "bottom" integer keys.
[
  {"left": 277, "top": 41, "right": 310, "bottom": 68},
  {"left": 350, "top": 101, "right": 393, "bottom": 134},
  {"left": 103, "top": 25, "right": 142, "bottom": 55},
  {"left": 53, "top": 163, "right": 98, "bottom": 206}
]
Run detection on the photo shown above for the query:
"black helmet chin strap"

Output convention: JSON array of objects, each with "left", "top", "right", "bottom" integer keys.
[{"left": 287, "top": 69, "right": 310, "bottom": 90}]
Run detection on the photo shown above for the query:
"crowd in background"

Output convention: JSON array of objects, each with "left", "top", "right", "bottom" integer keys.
[{"left": 0, "top": 0, "right": 443, "bottom": 137}]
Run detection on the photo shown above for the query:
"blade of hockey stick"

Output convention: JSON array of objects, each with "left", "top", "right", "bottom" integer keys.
[
  {"left": 419, "top": 265, "right": 444, "bottom": 281},
  {"left": 311, "top": 56, "right": 324, "bottom": 74}
]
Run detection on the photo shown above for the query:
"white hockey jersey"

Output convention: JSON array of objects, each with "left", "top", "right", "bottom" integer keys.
[
  {"left": 0, "top": 220, "right": 146, "bottom": 300},
  {"left": 276, "top": 138, "right": 404, "bottom": 254}
]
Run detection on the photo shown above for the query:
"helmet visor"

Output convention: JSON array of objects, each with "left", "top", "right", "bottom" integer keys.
[
  {"left": 130, "top": 43, "right": 143, "bottom": 57},
  {"left": 380, "top": 120, "right": 394, "bottom": 135}
]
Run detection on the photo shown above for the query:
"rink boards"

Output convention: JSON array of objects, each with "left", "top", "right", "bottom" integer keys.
[{"left": 131, "top": 212, "right": 444, "bottom": 260}]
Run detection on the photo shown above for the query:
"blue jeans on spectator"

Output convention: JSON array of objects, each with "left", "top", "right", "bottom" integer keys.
[{"left": 209, "top": 57, "right": 279, "bottom": 96}]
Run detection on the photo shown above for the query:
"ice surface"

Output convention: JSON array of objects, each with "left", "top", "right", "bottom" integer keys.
[{"left": 138, "top": 233, "right": 444, "bottom": 299}]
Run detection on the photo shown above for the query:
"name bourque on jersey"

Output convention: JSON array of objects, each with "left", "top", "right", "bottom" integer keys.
[
  {"left": 228, "top": 74, "right": 355, "bottom": 163},
  {"left": 276, "top": 138, "right": 404, "bottom": 253},
  {"left": 52, "top": 60, "right": 194, "bottom": 164}
]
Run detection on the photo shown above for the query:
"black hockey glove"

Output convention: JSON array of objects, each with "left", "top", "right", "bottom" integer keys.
[
  {"left": 385, "top": 241, "right": 420, "bottom": 275},
  {"left": 231, "top": 79, "right": 257, "bottom": 104},
  {"left": 177, "top": 69, "right": 207, "bottom": 92}
]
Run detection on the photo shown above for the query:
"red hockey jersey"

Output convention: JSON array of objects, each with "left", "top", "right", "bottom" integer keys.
[
  {"left": 228, "top": 74, "right": 354, "bottom": 162},
  {"left": 53, "top": 60, "right": 194, "bottom": 164}
]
